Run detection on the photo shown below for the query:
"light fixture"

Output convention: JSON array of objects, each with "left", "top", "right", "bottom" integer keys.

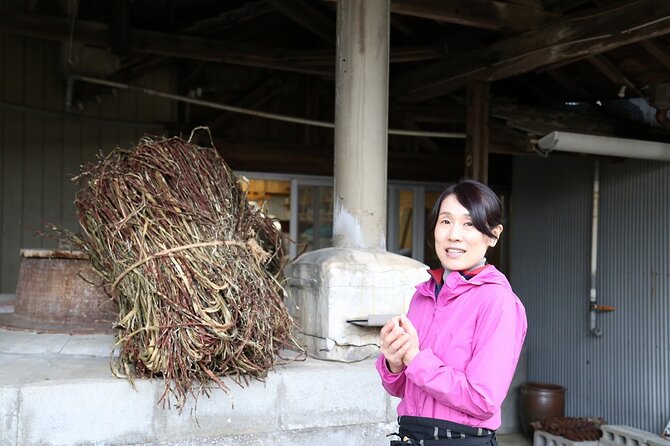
[{"left": 537, "top": 131, "right": 670, "bottom": 161}]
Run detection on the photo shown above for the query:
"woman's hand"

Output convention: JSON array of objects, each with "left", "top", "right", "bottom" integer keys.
[
  {"left": 379, "top": 316, "right": 410, "bottom": 373},
  {"left": 398, "top": 315, "right": 419, "bottom": 365}
]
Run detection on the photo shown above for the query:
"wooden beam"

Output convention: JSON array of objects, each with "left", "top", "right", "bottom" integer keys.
[
  {"left": 394, "top": 0, "right": 670, "bottom": 102},
  {"left": 543, "top": 0, "right": 593, "bottom": 13},
  {"left": 640, "top": 38, "right": 670, "bottom": 71},
  {"left": 267, "top": 0, "right": 335, "bottom": 45},
  {"left": 587, "top": 54, "right": 641, "bottom": 98},
  {"left": 401, "top": 119, "right": 442, "bottom": 153},
  {"left": 0, "top": 9, "right": 331, "bottom": 76},
  {"left": 207, "top": 76, "right": 285, "bottom": 131},
  {"left": 325, "top": 0, "right": 556, "bottom": 32},
  {"left": 464, "top": 82, "right": 490, "bottom": 183},
  {"left": 489, "top": 101, "right": 670, "bottom": 141},
  {"left": 214, "top": 138, "right": 466, "bottom": 181},
  {"left": 489, "top": 120, "right": 535, "bottom": 155},
  {"left": 389, "top": 0, "right": 555, "bottom": 32},
  {"left": 0, "top": 10, "right": 440, "bottom": 74}
]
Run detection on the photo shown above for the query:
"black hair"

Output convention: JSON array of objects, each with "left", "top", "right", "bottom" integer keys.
[{"left": 426, "top": 179, "right": 503, "bottom": 249}]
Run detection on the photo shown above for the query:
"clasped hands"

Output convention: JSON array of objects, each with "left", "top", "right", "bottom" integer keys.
[{"left": 379, "top": 315, "right": 419, "bottom": 374}]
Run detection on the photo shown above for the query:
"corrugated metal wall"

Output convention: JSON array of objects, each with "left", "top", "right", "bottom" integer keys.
[
  {"left": 511, "top": 155, "right": 670, "bottom": 433},
  {"left": 0, "top": 32, "right": 176, "bottom": 293}
]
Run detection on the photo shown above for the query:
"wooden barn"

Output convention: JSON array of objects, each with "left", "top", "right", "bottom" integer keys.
[{"left": 0, "top": 0, "right": 669, "bottom": 442}]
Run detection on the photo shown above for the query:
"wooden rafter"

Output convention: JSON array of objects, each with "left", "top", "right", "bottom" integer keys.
[
  {"left": 206, "top": 76, "right": 286, "bottom": 132},
  {"left": 0, "top": 10, "right": 442, "bottom": 76},
  {"left": 587, "top": 54, "right": 642, "bottom": 97},
  {"left": 393, "top": 0, "right": 670, "bottom": 102},
  {"left": 389, "top": 0, "right": 556, "bottom": 32},
  {"left": 324, "top": 0, "right": 556, "bottom": 32},
  {"left": 640, "top": 38, "right": 670, "bottom": 71},
  {"left": 267, "top": 0, "right": 335, "bottom": 45},
  {"left": 0, "top": 10, "right": 331, "bottom": 76},
  {"left": 464, "top": 82, "right": 490, "bottom": 182}
]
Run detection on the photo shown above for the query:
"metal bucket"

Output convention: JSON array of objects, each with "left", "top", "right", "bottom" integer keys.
[{"left": 0, "top": 249, "right": 117, "bottom": 333}]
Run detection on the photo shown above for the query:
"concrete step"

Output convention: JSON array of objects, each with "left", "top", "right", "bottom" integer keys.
[
  {"left": 0, "top": 328, "right": 526, "bottom": 446},
  {"left": 0, "top": 328, "right": 397, "bottom": 446}
]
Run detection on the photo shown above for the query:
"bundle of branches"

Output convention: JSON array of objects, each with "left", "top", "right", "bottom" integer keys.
[
  {"left": 530, "top": 417, "right": 606, "bottom": 441},
  {"left": 72, "top": 133, "right": 294, "bottom": 408}
]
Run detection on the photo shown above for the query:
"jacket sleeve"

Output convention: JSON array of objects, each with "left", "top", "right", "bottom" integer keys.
[
  {"left": 403, "top": 288, "right": 526, "bottom": 419},
  {"left": 375, "top": 353, "right": 407, "bottom": 398}
]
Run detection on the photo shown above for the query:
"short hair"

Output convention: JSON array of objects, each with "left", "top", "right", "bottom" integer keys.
[{"left": 426, "top": 179, "right": 503, "bottom": 249}]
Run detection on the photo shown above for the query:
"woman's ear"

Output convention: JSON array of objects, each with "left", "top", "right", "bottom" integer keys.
[{"left": 489, "top": 225, "right": 503, "bottom": 247}]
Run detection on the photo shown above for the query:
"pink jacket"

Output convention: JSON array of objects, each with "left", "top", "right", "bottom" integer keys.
[{"left": 376, "top": 265, "right": 527, "bottom": 430}]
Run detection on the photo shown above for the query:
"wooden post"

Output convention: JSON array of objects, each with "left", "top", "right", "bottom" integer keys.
[
  {"left": 465, "top": 81, "right": 489, "bottom": 183},
  {"left": 333, "top": 0, "right": 390, "bottom": 250}
]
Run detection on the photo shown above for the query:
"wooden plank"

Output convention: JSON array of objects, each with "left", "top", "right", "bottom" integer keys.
[
  {"left": 1, "top": 35, "right": 24, "bottom": 292},
  {"left": 464, "top": 82, "right": 489, "bottom": 183},
  {"left": 22, "top": 37, "right": 45, "bottom": 249},
  {"left": 0, "top": 10, "right": 331, "bottom": 76},
  {"left": 325, "top": 0, "right": 556, "bottom": 32},
  {"left": 390, "top": 0, "right": 555, "bottom": 32},
  {"left": 395, "top": 0, "right": 670, "bottom": 102}
]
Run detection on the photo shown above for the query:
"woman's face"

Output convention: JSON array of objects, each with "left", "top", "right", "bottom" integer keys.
[{"left": 434, "top": 194, "right": 502, "bottom": 271}]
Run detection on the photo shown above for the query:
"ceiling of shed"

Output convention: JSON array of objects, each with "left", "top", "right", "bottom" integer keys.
[{"left": 2, "top": 0, "right": 670, "bottom": 178}]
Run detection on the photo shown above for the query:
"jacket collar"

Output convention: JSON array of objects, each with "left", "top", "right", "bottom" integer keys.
[
  {"left": 427, "top": 263, "right": 492, "bottom": 285},
  {"left": 419, "top": 265, "right": 509, "bottom": 302}
]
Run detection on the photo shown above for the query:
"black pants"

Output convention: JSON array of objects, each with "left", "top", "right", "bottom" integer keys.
[{"left": 390, "top": 416, "right": 499, "bottom": 446}]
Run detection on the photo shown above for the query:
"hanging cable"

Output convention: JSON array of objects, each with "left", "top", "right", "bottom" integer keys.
[{"left": 67, "top": 75, "right": 467, "bottom": 139}]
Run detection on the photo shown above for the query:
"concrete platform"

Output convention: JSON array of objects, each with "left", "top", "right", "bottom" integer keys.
[{"left": 0, "top": 327, "right": 529, "bottom": 446}]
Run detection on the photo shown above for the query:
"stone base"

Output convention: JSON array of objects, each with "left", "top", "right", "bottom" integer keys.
[
  {"left": 533, "top": 430, "right": 598, "bottom": 446},
  {"left": 600, "top": 425, "right": 670, "bottom": 446},
  {"left": 285, "top": 248, "right": 427, "bottom": 362}
]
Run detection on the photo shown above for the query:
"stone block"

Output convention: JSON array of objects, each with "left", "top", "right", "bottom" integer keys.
[
  {"left": 285, "top": 248, "right": 427, "bottom": 361},
  {"left": 534, "top": 430, "right": 598, "bottom": 446},
  {"left": 153, "top": 369, "right": 282, "bottom": 441},
  {"left": 160, "top": 421, "right": 398, "bottom": 446},
  {"left": 17, "top": 379, "right": 156, "bottom": 445},
  {"left": 648, "top": 438, "right": 670, "bottom": 446},
  {"left": 279, "top": 358, "right": 387, "bottom": 430},
  {"left": 0, "top": 387, "right": 19, "bottom": 446},
  {"left": 60, "top": 333, "right": 115, "bottom": 357},
  {"left": 600, "top": 425, "right": 665, "bottom": 446}
]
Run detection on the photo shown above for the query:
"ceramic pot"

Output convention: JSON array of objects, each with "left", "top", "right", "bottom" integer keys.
[{"left": 518, "top": 382, "right": 566, "bottom": 438}]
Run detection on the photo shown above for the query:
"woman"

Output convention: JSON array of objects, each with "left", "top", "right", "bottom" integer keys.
[{"left": 377, "top": 179, "right": 527, "bottom": 446}]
